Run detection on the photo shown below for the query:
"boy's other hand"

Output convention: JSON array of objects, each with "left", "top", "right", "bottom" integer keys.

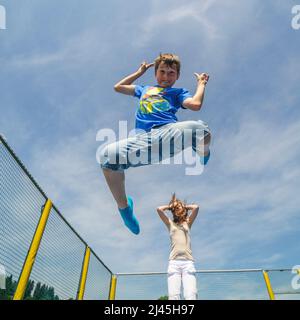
[
  {"left": 194, "top": 72, "right": 209, "bottom": 85},
  {"left": 137, "top": 61, "right": 155, "bottom": 75}
]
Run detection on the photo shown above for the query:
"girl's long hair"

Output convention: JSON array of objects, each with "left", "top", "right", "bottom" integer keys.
[{"left": 169, "top": 193, "right": 188, "bottom": 224}]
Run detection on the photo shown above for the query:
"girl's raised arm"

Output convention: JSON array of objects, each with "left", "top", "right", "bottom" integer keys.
[
  {"left": 186, "top": 204, "right": 199, "bottom": 228},
  {"left": 156, "top": 205, "right": 171, "bottom": 228}
]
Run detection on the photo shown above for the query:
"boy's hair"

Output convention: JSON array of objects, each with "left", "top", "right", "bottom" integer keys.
[{"left": 154, "top": 53, "right": 181, "bottom": 75}]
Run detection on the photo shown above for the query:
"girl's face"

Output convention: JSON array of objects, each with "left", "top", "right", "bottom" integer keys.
[
  {"left": 155, "top": 62, "right": 179, "bottom": 88},
  {"left": 173, "top": 201, "right": 185, "bottom": 217}
]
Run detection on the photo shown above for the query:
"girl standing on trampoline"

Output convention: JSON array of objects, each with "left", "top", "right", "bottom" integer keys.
[{"left": 157, "top": 194, "right": 199, "bottom": 300}]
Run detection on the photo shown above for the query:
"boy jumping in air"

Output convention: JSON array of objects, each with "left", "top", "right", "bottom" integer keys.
[{"left": 100, "top": 53, "right": 211, "bottom": 235}]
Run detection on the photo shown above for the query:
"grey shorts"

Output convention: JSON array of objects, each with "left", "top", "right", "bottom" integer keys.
[{"left": 100, "top": 120, "right": 211, "bottom": 172}]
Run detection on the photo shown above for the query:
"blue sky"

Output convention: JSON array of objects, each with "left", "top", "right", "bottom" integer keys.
[{"left": 1, "top": 0, "right": 300, "bottom": 282}]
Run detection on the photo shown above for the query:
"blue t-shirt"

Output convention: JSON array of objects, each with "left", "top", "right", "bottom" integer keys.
[{"left": 134, "top": 85, "right": 192, "bottom": 132}]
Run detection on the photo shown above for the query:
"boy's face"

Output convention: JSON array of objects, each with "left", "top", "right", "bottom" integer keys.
[{"left": 155, "top": 62, "right": 179, "bottom": 88}]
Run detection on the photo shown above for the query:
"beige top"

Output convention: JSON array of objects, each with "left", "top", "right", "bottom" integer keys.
[{"left": 168, "top": 218, "right": 194, "bottom": 261}]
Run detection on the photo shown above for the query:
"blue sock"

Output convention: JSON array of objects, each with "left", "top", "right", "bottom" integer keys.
[
  {"left": 200, "top": 150, "right": 210, "bottom": 166},
  {"left": 118, "top": 196, "right": 140, "bottom": 235}
]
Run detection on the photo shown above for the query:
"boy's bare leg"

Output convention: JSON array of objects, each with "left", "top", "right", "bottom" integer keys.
[
  {"left": 102, "top": 168, "right": 128, "bottom": 208},
  {"left": 102, "top": 168, "right": 140, "bottom": 234}
]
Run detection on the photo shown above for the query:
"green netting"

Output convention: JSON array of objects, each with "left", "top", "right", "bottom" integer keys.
[
  {"left": 84, "top": 251, "right": 112, "bottom": 300},
  {"left": 116, "top": 274, "right": 168, "bottom": 300},
  {"left": 0, "top": 139, "right": 47, "bottom": 299},
  {"left": 115, "top": 271, "right": 300, "bottom": 300},
  {"left": 115, "top": 271, "right": 270, "bottom": 300},
  {"left": 0, "top": 137, "right": 113, "bottom": 300},
  {"left": 268, "top": 270, "right": 300, "bottom": 300},
  {"left": 29, "top": 207, "right": 87, "bottom": 300},
  {"left": 196, "top": 271, "right": 268, "bottom": 300}
]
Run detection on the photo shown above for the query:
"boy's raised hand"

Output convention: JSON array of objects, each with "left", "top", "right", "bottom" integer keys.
[
  {"left": 194, "top": 72, "right": 209, "bottom": 85},
  {"left": 137, "top": 61, "right": 155, "bottom": 75},
  {"left": 114, "top": 61, "right": 154, "bottom": 95}
]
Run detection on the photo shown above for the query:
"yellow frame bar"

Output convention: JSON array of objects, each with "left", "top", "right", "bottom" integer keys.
[
  {"left": 109, "top": 275, "right": 117, "bottom": 300},
  {"left": 13, "top": 199, "right": 52, "bottom": 300},
  {"left": 263, "top": 270, "right": 275, "bottom": 300},
  {"left": 77, "top": 246, "right": 91, "bottom": 300}
]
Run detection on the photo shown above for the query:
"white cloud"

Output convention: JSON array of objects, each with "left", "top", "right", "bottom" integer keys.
[
  {"left": 7, "top": 28, "right": 108, "bottom": 70},
  {"left": 216, "top": 116, "right": 300, "bottom": 175},
  {"left": 135, "top": 0, "right": 222, "bottom": 47}
]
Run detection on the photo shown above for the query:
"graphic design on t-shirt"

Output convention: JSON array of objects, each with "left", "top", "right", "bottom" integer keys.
[{"left": 139, "top": 87, "right": 170, "bottom": 114}]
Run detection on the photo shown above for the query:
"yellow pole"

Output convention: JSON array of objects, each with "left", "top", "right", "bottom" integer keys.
[
  {"left": 109, "top": 275, "right": 117, "bottom": 300},
  {"left": 14, "top": 199, "right": 52, "bottom": 300},
  {"left": 77, "top": 246, "right": 91, "bottom": 300},
  {"left": 263, "top": 270, "right": 275, "bottom": 300}
]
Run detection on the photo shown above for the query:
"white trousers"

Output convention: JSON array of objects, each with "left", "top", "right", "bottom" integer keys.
[{"left": 167, "top": 260, "right": 197, "bottom": 300}]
